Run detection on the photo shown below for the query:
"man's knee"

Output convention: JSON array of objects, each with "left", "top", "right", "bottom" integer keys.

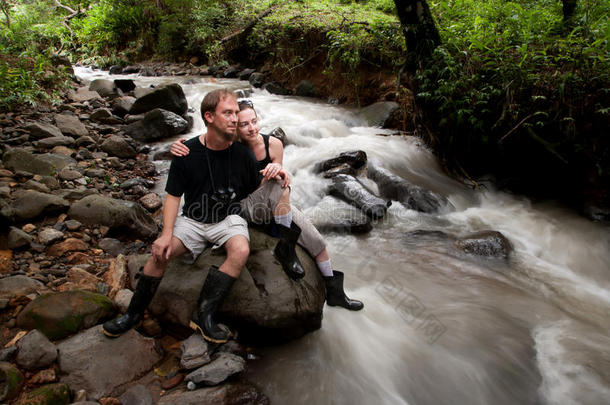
[{"left": 226, "top": 236, "right": 250, "bottom": 261}]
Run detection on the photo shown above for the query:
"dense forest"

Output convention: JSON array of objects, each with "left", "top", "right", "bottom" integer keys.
[{"left": 1, "top": 0, "right": 609, "bottom": 215}]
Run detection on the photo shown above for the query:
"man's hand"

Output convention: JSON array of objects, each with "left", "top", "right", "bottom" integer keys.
[
  {"left": 170, "top": 138, "right": 190, "bottom": 157},
  {"left": 151, "top": 233, "right": 173, "bottom": 262}
]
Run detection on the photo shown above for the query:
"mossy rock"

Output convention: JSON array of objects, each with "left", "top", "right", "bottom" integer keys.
[
  {"left": 0, "top": 361, "right": 25, "bottom": 402},
  {"left": 18, "top": 383, "right": 71, "bottom": 405},
  {"left": 16, "top": 290, "right": 116, "bottom": 341}
]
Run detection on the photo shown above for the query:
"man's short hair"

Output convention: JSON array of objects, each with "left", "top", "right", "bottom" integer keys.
[{"left": 200, "top": 89, "right": 237, "bottom": 126}]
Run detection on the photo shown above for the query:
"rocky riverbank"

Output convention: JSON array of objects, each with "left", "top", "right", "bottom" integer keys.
[{"left": 0, "top": 71, "right": 327, "bottom": 404}]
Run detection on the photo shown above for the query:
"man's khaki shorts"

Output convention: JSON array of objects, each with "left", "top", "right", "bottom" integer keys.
[{"left": 173, "top": 214, "right": 249, "bottom": 262}]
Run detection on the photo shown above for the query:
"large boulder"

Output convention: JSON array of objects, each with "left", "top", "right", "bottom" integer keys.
[
  {"left": 367, "top": 163, "right": 451, "bottom": 213},
  {"left": 17, "top": 290, "right": 115, "bottom": 340},
  {"left": 306, "top": 196, "right": 372, "bottom": 234},
  {"left": 313, "top": 150, "right": 367, "bottom": 174},
  {"left": 128, "top": 228, "right": 325, "bottom": 345},
  {"left": 124, "top": 108, "right": 188, "bottom": 142},
  {"left": 2, "top": 148, "right": 75, "bottom": 176},
  {"left": 57, "top": 326, "right": 163, "bottom": 400},
  {"left": 329, "top": 174, "right": 390, "bottom": 219},
  {"left": 129, "top": 83, "right": 188, "bottom": 116},
  {"left": 68, "top": 87, "right": 103, "bottom": 103},
  {"left": 11, "top": 190, "right": 69, "bottom": 221},
  {"left": 68, "top": 195, "right": 158, "bottom": 239},
  {"left": 295, "top": 79, "right": 318, "bottom": 98}
]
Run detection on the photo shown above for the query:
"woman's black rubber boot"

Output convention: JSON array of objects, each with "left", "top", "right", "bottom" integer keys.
[
  {"left": 274, "top": 222, "right": 305, "bottom": 279},
  {"left": 190, "top": 266, "right": 236, "bottom": 344},
  {"left": 103, "top": 274, "right": 162, "bottom": 337},
  {"left": 324, "top": 271, "right": 364, "bottom": 311}
]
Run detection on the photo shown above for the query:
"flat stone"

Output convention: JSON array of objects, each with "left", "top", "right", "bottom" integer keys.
[
  {"left": 57, "top": 326, "right": 162, "bottom": 400},
  {"left": 37, "top": 135, "right": 75, "bottom": 149},
  {"left": 24, "top": 122, "right": 63, "bottom": 139},
  {"left": 185, "top": 352, "right": 245, "bottom": 386},
  {"left": 181, "top": 334, "right": 211, "bottom": 370},
  {"left": 58, "top": 168, "right": 83, "bottom": 181},
  {"left": 54, "top": 114, "right": 88, "bottom": 138}
]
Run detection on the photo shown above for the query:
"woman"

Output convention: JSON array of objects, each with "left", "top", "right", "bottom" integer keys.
[{"left": 170, "top": 99, "right": 363, "bottom": 311}]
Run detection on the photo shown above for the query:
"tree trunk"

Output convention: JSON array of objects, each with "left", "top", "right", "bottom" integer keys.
[
  {"left": 393, "top": 0, "right": 441, "bottom": 72},
  {"left": 561, "top": 0, "right": 577, "bottom": 21}
]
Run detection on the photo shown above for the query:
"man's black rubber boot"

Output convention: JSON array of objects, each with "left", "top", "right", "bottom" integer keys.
[
  {"left": 103, "top": 274, "right": 162, "bottom": 338},
  {"left": 190, "top": 266, "right": 236, "bottom": 344},
  {"left": 324, "top": 271, "right": 364, "bottom": 311},
  {"left": 274, "top": 222, "right": 305, "bottom": 280}
]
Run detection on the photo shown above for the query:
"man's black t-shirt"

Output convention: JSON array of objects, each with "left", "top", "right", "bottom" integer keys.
[{"left": 165, "top": 136, "right": 262, "bottom": 223}]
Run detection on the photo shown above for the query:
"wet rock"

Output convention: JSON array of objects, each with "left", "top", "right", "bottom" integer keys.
[
  {"left": 139, "top": 193, "right": 162, "bottom": 211},
  {"left": 11, "top": 190, "right": 69, "bottom": 221},
  {"left": 130, "top": 83, "right": 188, "bottom": 116},
  {"left": 249, "top": 72, "right": 265, "bottom": 88},
  {"left": 19, "top": 382, "right": 71, "bottom": 405},
  {"left": 17, "top": 290, "right": 115, "bottom": 340},
  {"left": 114, "top": 79, "right": 136, "bottom": 93},
  {"left": 124, "top": 108, "right": 188, "bottom": 142},
  {"left": 223, "top": 66, "right": 240, "bottom": 78},
  {"left": 181, "top": 334, "right": 211, "bottom": 370},
  {"left": 367, "top": 164, "right": 450, "bottom": 213},
  {"left": 111, "top": 96, "right": 136, "bottom": 117},
  {"left": 54, "top": 114, "right": 88, "bottom": 138},
  {"left": 90, "top": 108, "right": 121, "bottom": 124},
  {"left": 123, "top": 65, "right": 141, "bottom": 74},
  {"left": 238, "top": 68, "right": 255, "bottom": 80},
  {"left": 329, "top": 174, "right": 390, "bottom": 219},
  {"left": 89, "top": 79, "right": 117, "bottom": 98},
  {"left": 268, "top": 127, "right": 287, "bottom": 146},
  {"left": 313, "top": 150, "right": 367, "bottom": 174},
  {"left": 99, "top": 238, "right": 124, "bottom": 257},
  {"left": 185, "top": 352, "right": 245, "bottom": 386},
  {"left": 8, "top": 226, "right": 33, "bottom": 249},
  {"left": 455, "top": 231, "right": 513, "bottom": 259},
  {"left": 68, "top": 195, "right": 158, "bottom": 238},
  {"left": 118, "top": 384, "right": 153, "bottom": 405},
  {"left": 359, "top": 101, "right": 400, "bottom": 127},
  {"left": 36, "top": 135, "right": 75, "bottom": 149},
  {"left": 16, "top": 330, "right": 57, "bottom": 370},
  {"left": 24, "top": 122, "right": 63, "bottom": 139},
  {"left": 100, "top": 135, "right": 137, "bottom": 158},
  {"left": 0, "top": 361, "right": 25, "bottom": 402},
  {"left": 306, "top": 196, "right": 372, "bottom": 234},
  {"left": 120, "top": 177, "right": 154, "bottom": 190},
  {"left": 57, "top": 326, "right": 163, "bottom": 400},
  {"left": 130, "top": 228, "right": 325, "bottom": 345},
  {"left": 47, "top": 238, "right": 88, "bottom": 257},
  {"left": 262, "top": 81, "right": 291, "bottom": 96},
  {"left": 158, "top": 381, "right": 269, "bottom": 405},
  {"left": 0, "top": 275, "right": 46, "bottom": 300},
  {"left": 295, "top": 80, "right": 318, "bottom": 98}
]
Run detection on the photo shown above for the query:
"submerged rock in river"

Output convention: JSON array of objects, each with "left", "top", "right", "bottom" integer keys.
[{"left": 328, "top": 174, "right": 390, "bottom": 219}]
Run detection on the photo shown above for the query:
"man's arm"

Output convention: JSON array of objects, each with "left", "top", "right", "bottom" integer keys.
[{"left": 151, "top": 194, "right": 181, "bottom": 262}]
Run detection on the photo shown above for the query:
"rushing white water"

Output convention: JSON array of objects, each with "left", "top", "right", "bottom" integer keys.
[{"left": 76, "top": 67, "right": 610, "bottom": 405}]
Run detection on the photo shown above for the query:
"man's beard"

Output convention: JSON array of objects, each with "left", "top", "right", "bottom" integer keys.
[{"left": 220, "top": 130, "right": 236, "bottom": 141}]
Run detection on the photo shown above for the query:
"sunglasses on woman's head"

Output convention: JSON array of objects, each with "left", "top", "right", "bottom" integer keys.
[{"left": 237, "top": 99, "right": 254, "bottom": 109}]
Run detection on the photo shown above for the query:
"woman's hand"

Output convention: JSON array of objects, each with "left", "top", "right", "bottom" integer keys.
[
  {"left": 170, "top": 138, "right": 190, "bottom": 156},
  {"left": 260, "top": 162, "right": 282, "bottom": 180}
]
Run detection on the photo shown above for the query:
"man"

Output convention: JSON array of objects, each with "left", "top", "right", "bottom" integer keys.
[{"left": 102, "top": 89, "right": 303, "bottom": 343}]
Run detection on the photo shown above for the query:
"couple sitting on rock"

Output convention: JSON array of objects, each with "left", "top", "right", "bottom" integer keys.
[{"left": 103, "top": 89, "right": 362, "bottom": 344}]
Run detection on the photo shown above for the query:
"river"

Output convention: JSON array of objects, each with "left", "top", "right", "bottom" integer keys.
[{"left": 76, "top": 67, "right": 610, "bottom": 405}]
